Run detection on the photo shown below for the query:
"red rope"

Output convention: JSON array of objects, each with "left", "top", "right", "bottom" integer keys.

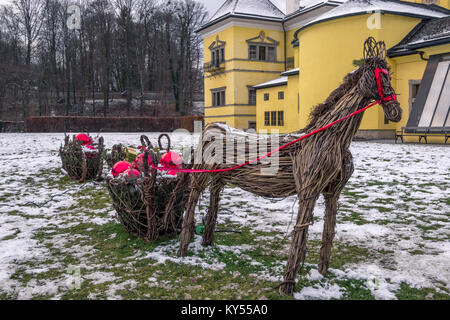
[{"left": 151, "top": 70, "right": 396, "bottom": 174}]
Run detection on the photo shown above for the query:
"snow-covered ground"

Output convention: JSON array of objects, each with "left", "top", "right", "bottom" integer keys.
[{"left": 0, "top": 133, "right": 448, "bottom": 300}]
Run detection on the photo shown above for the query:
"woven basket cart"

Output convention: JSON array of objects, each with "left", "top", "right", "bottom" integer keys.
[
  {"left": 106, "top": 135, "right": 191, "bottom": 242},
  {"left": 59, "top": 134, "right": 104, "bottom": 183}
]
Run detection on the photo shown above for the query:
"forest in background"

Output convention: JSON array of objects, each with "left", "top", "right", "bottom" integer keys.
[{"left": 0, "top": 0, "right": 208, "bottom": 125}]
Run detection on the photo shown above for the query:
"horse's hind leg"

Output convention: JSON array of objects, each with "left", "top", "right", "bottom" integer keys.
[
  {"left": 202, "top": 177, "right": 225, "bottom": 247},
  {"left": 178, "top": 173, "right": 210, "bottom": 257},
  {"left": 279, "top": 190, "right": 319, "bottom": 296},
  {"left": 318, "top": 194, "right": 338, "bottom": 275}
]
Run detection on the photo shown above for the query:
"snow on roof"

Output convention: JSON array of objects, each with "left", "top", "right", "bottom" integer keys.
[
  {"left": 253, "top": 76, "right": 288, "bottom": 89},
  {"left": 408, "top": 16, "right": 450, "bottom": 45},
  {"left": 300, "top": 0, "right": 344, "bottom": 10},
  {"left": 389, "top": 16, "right": 450, "bottom": 54},
  {"left": 281, "top": 67, "right": 300, "bottom": 76},
  {"left": 271, "top": 0, "right": 286, "bottom": 14},
  {"left": 209, "top": 0, "right": 285, "bottom": 23},
  {"left": 300, "top": 0, "right": 449, "bottom": 31},
  {"left": 199, "top": 0, "right": 345, "bottom": 32}
]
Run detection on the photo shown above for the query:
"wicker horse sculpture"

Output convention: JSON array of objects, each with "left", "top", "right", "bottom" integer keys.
[{"left": 178, "top": 38, "right": 402, "bottom": 295}]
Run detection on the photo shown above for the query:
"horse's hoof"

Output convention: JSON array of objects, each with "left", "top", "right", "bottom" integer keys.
[
  {"left": 278, "top": 283, "right": 295, "bottom": 296},
  {"left": 318, "top": 264, "right": 328, "bottom": 276},
  {"left": 177, "top": 248, "right": 188, "bottom": 257}
]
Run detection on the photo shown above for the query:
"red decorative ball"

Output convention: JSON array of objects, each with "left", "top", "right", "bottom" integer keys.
[
  {"left": 124, "top": 169, "right": 140, "bottom": 178},
  {"left": 134, "top": 153, "right": 153, "bottom": 172},
  {"left": 84, "top": 145, "right": 96, "bottom": 150},
  {"left": 75, "top": 133, "right": 92, "bottom": 146},
  {"left": 160, "top": 151, "right": 183, "bottom": 175},
  {"left": 112, "top": 161, "right": 131, "bottom": 177}
]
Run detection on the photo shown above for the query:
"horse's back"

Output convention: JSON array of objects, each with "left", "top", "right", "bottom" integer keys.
[{"left": 200, "top": 124, "right": 298, "bottom": 198}]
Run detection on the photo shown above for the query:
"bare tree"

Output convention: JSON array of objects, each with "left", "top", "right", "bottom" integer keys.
[
  {"left": 12, "top": 0, "right": 44, "bottom": 66},
  {"left": 167, "top": 0, "right": 206, "bottom": 114},
  {"left": 0, "top": 0, "right": 208, "bottom": 124},
  {"left": 135, "top": 0, "right": 155, "bottom": 115},
  {"left": 114, "top": 0, "right": 136, "bottom": 115}
]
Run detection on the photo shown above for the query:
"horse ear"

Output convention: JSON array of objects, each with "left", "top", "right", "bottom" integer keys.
[
  {"left": 363, "top": 37, "right": 387, "bottom": 60},
  {"left": 377, "top": 41, "right": 387, "bottom": 60},
  {"left": 363, "top": 37, "right": 378, "bottom": 60}
]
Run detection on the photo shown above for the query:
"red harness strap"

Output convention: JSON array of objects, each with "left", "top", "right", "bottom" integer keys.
[
  {"left": 151, "top": 69, "right": 397, "bottom": 174},
  {"left": 374, "top": 68, "right": 397, "bottom": 101}
]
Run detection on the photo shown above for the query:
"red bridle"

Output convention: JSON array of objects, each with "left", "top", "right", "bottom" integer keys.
[{"left": 374, "top": 68, "right": 397, "bottom": 102}]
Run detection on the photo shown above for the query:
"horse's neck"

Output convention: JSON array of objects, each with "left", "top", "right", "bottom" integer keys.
[{"left": 311, "top": 86, "right": 367, "bottom": 147}]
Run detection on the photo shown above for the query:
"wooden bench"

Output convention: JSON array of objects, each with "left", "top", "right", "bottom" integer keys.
[{"left": 395, "top": 127, "right": 450, "bottom": 144}]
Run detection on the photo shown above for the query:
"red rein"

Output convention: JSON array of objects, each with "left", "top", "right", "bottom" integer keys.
[{"left": 152, "top": 69, "right": 397, "bottom": 174}]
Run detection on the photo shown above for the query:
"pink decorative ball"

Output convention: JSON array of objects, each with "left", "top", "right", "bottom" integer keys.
[
  {"left": 112, "top": 161, "right": 131, "bottom": 177},
  {"left": 134, "top": 154, "right": 153, "bottom": 172},
  {"left": 160, "top": 151, "right": 183, "bottom": 176},
  {"left": 75, "top": 133, "right": 92, "bottom": 146},
  {"left": 124, "top": 169, "right": 140, "bottom": 178}
]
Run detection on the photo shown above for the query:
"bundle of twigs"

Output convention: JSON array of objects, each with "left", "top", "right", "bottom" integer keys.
[
  {"left": 106, "top": 135, "right": 191, "bottom": 242},
  {"left": 59, "top": 134, "right": 104, "bottom": 183},
  {"left": 106, "top": 144, "right": 126, "bottom": 168}
]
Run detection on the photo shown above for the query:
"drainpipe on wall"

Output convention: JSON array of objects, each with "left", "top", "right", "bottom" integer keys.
[
  {"left": 283, "top": 21, "right": 287, "bottom": 71},
  {"left": 416, "top": 51, "right": 429, "bottom": 61}
]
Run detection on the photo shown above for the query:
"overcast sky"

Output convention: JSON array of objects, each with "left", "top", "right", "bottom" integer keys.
[
  {"left": 0, "top": 0, "right": 223, "bottom": 16},
  {"left": 198, "top": 0, "right": 223, "bottom": 17}
]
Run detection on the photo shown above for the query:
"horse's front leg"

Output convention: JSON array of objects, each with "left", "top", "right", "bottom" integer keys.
[
  {"left": 202, "top": 177, "right": 225, "bottom": 247},
  {"left": 319, "top": 151, "right": 354, "bottom": 275},
  {"left": 178, "top": 173, "right": 210, "bottom": 257},
  {"left": 318, "top": 194, "right": 338, "bottom": 275},
  {"left": 279, "top": 189, "right": 319, "bottom": 296}
]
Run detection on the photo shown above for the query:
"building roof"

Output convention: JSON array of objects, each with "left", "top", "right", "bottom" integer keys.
[
  {"left": 253, "top": 76, "right": 288, "bottom": 89},
  {"left": 198, "top": 0, "right": 344, "bottom": 33},
  {"left": 388, "top": 16, "right": 450, "bottom": 56},
  {"left": 293, "top": 0, "right": 449, "bottom": 38},
  {"left": 300, "top": 0, "right": 344, "bottom": 11},
  {"left": 208, "top": 0, "right": 285, "bottom": 23}
]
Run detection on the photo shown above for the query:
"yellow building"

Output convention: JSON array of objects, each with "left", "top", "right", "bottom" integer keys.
[{"left": 197, "top": 0, "right": 449, "bottom": 142}]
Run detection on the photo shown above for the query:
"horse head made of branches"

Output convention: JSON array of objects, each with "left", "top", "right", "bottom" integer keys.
[{"left": 358, "top": 37, "right": 402, "bottom": 122}]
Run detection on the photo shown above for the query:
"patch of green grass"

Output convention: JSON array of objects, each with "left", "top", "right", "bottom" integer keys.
[
  {"left": 0, "top": 193, "right": 16, "bottom": 202},
  {"left": 0, "top": 292, "right": 15, "bottom": 300},
  {"left": 336, "top": 279, "right": 375, "bottom": 300},
  {"left": 0, "top": 229, "right": 21, "bottom": 241},
  {"left": 48, "top": 221, "right": 290, "bottom": 300},
  {"left": 304, "top": 240, "right": 372, "bottom": 270},
  {"left": 339, "top": 210, "right": 370, "bottom": 225},
  {"left": 396, "top": 283, "right": 450, "bottom": 300},
  {"left": 342, "top": 190, "right": 369, "bottom": 199},
  {"left": 34, "top": 168, "right": 74, "bottom": 189},
  {"left": 416, "top": 224, "right": 442, "bottom": 232},
  {"left": 6, "top": 210, "right": 46, "bottom": 220}
]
